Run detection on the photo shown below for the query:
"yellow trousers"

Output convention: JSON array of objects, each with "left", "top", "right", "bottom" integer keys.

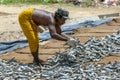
[{"left": 18, "top": 8, "right": 39, "bottom": 53}]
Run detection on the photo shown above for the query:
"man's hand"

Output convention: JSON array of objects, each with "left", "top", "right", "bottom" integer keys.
[{"left": 65, "top": 38, "right": 78, "bottom": 48}]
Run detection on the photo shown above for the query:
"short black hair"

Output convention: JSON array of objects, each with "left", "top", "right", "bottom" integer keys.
[{"left": 55, "top": 8, "right": 69, "bottom": 19}]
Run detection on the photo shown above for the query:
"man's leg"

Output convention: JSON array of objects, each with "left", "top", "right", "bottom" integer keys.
[{"left": 19, "top": 16, "right": 43, "bottom": 65}]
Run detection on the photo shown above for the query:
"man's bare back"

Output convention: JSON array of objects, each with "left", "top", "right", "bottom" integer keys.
[{"left": 32, "top": 8, "right": 70, "bottom": 41}]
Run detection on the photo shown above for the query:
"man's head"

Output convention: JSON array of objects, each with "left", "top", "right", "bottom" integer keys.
[
  {"left": 55, "top": 8, "right": 69, "bottom": 19},
  {"left": 55, "top": 8, "right": 69, "bottom": 25}
]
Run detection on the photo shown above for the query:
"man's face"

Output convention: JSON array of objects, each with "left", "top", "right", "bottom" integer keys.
[{"left": 59, "top": 17, "right": 67, "bottom": 25}]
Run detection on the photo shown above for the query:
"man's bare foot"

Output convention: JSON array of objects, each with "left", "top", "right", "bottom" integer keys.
[{"left": 33, "top": 59, "right": 50, "bottom": 66}]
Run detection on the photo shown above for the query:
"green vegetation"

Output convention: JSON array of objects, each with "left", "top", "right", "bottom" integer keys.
[
  {"left": 80, "top": 0, "right": 93, "bottom": 7},
  {"left": 85, "top": 0, "right": 93, "bottom": 7},
  {"left": 0, "top": 0, "right": 93, "bottom": 7},
  {"left": 43, "top": 0, "right": 63, "bottom": 3},
  {"left": 0, "top": 0, "right": 64, "bottom": 4}
]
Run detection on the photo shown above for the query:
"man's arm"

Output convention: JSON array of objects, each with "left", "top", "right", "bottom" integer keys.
[
  {"left": 61, "top": 33, "right": 71, "bottom": 39},
  {"left": 37, "top": 26, "right": 45, "bottom": 33},
  {"left": 48, "top": 24, "right": 68, "bottom": 41}
]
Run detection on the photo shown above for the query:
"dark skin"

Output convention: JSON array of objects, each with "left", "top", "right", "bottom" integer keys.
[
  {"left": 31, "top": 9, "right": 70, "bottom": 65},
  {"left": 32, "top": 9, "right": 70, "bottom": 41}
]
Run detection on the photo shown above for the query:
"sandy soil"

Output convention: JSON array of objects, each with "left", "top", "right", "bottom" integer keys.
[
  {"left": 0, "top": 3, "right": 120, "bottom": 64},
  {"left": 1, "top": 4, "right": 120, "bottom": 31}
]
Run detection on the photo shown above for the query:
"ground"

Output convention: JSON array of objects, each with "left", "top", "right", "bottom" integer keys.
[{"left": 0, "top": 3, "right": 120, "bottom": 64}]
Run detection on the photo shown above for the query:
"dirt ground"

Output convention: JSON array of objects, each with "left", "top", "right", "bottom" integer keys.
[{"left": 0, "top": 4, "right": 120, "bottom": 64}]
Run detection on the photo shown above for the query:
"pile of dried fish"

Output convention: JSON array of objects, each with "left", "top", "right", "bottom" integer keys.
[
  {"left": 0, "top": 59, "right": 120, "bottom": 79},
  {"left": 48, "top": 30, "right": 120, "bottom": 64},
  {"left": 0, "top": 30, "right": 120, "bottom": 79}
]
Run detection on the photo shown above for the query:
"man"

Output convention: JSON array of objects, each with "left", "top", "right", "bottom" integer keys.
[{"left": 18, "top": 8, "right": 71, "bottom": 65}]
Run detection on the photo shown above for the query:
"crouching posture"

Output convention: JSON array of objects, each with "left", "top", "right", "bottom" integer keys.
[{"left": 18, "top": 8, "right": 71, "bottom": 65}]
